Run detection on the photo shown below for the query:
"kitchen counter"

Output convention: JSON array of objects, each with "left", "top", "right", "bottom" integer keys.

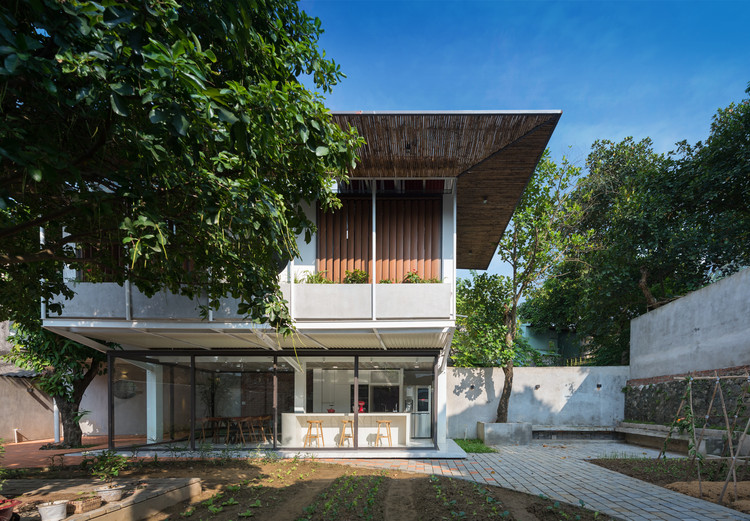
[{"left": 280, "top": 412, "right": 411, "bottom": 447}]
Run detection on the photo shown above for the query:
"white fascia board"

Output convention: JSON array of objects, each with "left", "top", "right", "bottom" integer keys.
[
  {"left": 295, "top": 320, "right": 455, "bottom": 332},
  {"left": 43, "top": 319, "right": 270, "bottom": 331}
]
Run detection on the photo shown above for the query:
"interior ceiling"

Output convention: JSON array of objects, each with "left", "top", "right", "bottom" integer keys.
[{"left": 331, "top": 111, "right": 561, "bottom": 269}]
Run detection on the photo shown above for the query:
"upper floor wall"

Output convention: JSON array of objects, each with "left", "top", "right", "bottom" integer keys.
[
  {"left": 290, "top": 179, "right": 456, "bottom": 288},
  {"left": 52, "top": 180, "right": 457, "bottom": 326}
]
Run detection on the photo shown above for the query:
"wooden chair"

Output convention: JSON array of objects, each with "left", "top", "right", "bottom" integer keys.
[
  {"left": 375, "top": 420, "right": 392, "bottom": 447},
  {"left": 303, "top": 420, "right": 324, "bottom": 447},
  {"left": 249, "top": 415, "right": 271, "bottom": 443},
  {"left": 338, "top": 419, "right": 353, "bottom": 447},
  {"left": 225, "top": 417, "right": 246, "bottom": 444},
  {"left": 199, "top": 417, "right": 223, "bottom": 443}
]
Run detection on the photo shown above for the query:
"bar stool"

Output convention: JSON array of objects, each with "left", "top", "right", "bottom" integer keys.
[
  {"left": 375, "top": 420, "right": 392, "bottom": 447},
  {"left": 303, "top": 420, "right": 324, "bottom": 447},
  {"left": 338, "top": 419, "right": 353, "bottom": 447}
]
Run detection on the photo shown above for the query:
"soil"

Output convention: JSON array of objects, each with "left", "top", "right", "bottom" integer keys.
[
  {"left": 3, "top": 459, "right": 612, "bottom": 521},
  {"left": 589, "top": 457, "right": 750, "bottom": 514}
]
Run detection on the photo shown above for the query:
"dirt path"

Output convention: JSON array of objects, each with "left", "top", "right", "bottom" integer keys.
[
  {"left": 270, "top": 476, "right": 336, "bottom": 521},
  {"left": 383, "top": 476, "right": 419, "bottom": 521}
]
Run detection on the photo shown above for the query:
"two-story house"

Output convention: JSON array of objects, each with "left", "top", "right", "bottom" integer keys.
[{"left": 43, "top": 111, "right": 560, "bottom": 456}]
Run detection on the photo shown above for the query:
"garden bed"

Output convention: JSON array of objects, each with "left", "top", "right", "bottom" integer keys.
[
  {"left": 589, "top": 457, "right": 750, "bottom": 514},
  {"left": 3, "top": 458, "right": 610, "bottom": 521}
]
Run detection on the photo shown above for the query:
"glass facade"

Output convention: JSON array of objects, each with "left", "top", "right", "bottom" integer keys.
[{"left": 109, "top": 351, "right": 437, "bottom": 452}]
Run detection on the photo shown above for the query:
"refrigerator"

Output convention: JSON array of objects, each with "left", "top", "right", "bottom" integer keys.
[{"left": 410, "top": 385, "right": 432, "bottom": 438}]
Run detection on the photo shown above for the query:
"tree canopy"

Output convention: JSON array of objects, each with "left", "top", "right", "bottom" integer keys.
[
  {"left": 521, "top": 85, "right": 750, "bottom": 364},
  {"left": 0, "top": 0, "right": 363, "bottom": 331}
]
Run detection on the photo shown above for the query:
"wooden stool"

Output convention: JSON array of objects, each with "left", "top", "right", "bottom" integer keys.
[
  {"left": 375, "top": 420, "right": 392, "bottom": 447},
  {"left": 338, "top": 419, "right": 353, "bottom": 447},
  {"left": 303, "top": 420, "right": 324, "bottom": 447}
]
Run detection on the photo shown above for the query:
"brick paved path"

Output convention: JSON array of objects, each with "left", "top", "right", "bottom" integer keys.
[{"left": 322, "top": 441, "right": 750, "bottom": 521}]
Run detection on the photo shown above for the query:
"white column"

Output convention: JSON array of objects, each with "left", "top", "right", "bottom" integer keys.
[
  {"left": 53, "top": 398, "right": 60, "bottom": 443},
  {"left": 436, "top": 356, "right": 448, "bottom": 447},
  {"left": 146, "top": 364, "right": 164, "bottom": 443},
  {"left": 294, "top": 361, "right": 306, "bottom": 413},
  {"left": 442, "top": 191, "right": 456, "bottom": 318}
]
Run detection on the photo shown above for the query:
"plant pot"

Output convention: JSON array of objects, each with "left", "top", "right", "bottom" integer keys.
[
  {"left": 95, "top": 484, "right": 126, "bottom": 502},
  {"left": 0, "top": 500, "right": 22, "bottom": 521},
  {"left": 37, "top": 500, "right": 69, "bottom": 521}
]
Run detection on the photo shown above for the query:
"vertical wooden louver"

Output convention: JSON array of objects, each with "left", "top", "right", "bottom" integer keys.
[
  {"left": 317, "top": 198, "right": 372, "bottom": 282},
  {"left": 376, "top": 199, "right": 441, "bottom": 283},
  {"left": 317, "top": 197, "right": 442, "bottom": 283}
]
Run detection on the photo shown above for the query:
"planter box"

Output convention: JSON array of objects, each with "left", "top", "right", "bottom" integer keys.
[{"left": 477, "top": 422, "right": 532, "bottom": 446}]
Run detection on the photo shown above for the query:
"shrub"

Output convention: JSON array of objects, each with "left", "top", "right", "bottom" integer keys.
[{"left": 343, "top": 269, "right": 369, "bottom": 284}]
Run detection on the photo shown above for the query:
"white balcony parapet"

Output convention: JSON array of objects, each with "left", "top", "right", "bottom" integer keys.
[{"left": 52, "top": 282, "right": 454, "bottom": 323}]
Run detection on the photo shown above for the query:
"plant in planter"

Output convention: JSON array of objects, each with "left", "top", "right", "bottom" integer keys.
[
  {"left": 343, "top": 269, "right": 369, "bottom": 284},
  {"left": 37, "top": 500, "right": 69, "bottom": 521},
  {"left": 88, "top": 450, "right": 129, "bottom": 502},
  {"left": 401, "top": 270, "right": 441, "bottom": 284},
  {"left": 402, "top": 270, "right": 423, "bottom": 283},
  {"left": 300, "top": 270, "right": 333, "bottom": 284}
]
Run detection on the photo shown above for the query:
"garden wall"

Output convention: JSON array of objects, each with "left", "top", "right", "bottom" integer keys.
[
  {"left": 0, "top": 376, "right": 56, "bottom": 442},
  {"left": 630, "top": 268, "right": 750, "bottom": 380},
  {"left": 623, "top": 366, "right": 750, "bottom": 426},
  {"left": 0, "top": 321, "right": 58, "bottom": 442},
  {"left": 447, "top": 366, "right": 629, "bottom": 439}
]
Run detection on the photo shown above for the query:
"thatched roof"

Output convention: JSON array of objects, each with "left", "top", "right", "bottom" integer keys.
[{"left": 332, "top": 111, "right": 561, "bottom": 269}]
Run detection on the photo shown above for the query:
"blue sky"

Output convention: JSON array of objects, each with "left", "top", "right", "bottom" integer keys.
[{"left": 300, "top": 0, "right": 750, "bottom": 276}]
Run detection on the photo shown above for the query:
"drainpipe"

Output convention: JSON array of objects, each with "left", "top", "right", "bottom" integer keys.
[{"left": 53, "top": 398, "right": 60, "bottom": 443}]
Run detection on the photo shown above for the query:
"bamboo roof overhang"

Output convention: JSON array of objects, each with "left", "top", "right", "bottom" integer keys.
[{"left": 332, "top": 111, "right": 561, "bottom": 269}]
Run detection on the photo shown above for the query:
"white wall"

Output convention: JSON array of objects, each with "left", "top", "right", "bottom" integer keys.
[
  {"left": 630, "top": 268, "right": 750, "bottom": 380},
  {"left": 447, "top": 366, "right": 629, "bottom": 439}
]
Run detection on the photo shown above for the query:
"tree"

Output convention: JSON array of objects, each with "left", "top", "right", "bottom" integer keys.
[
  {"left": 451, "top": 151, "right": 583, "bottom": 422},
  {"left": 1, "top": 0, "right": 362, "bottom": 445},
  {"left": 521, "top": 85, "right": 750, "bottom": 364},
  {"left": 452, "top": 273, "right": 539, "bottom": 369},
  {"left": 0, "top": 0, "right": 363, "bottom": 329},
  {"left": 4, "top": 325, "right": 106, "bottom": 448}
]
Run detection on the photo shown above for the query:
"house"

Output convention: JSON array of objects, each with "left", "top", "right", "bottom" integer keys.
[{"left": 42, "top": 111, "right": 561, "bottom": 456}]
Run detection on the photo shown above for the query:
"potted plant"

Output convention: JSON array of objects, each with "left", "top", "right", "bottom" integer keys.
[
  {"left": 88, "top": 450, "right": 129, "bottom": 502},
  {"left": 37, "top": 500, "right": 68, "bottom": 521}
]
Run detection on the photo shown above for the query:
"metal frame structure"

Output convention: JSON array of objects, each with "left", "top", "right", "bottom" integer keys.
[{"left": 107, "top": 348, "right": 440, "bottom": 453}]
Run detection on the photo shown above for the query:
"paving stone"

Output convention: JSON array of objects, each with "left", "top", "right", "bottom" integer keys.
[{"left": 323, "top": 440, "right": 750, "bottom": 521}]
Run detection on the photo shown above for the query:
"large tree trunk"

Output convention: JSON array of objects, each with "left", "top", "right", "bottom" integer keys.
[
  {"left": 56, "top": 398, "right": 84, "bottom": 448},
  {"left": 495, "top": 359, "right": 514, "bottom": 423},
  {"left": 495, "top": 322, "right": 516, "bottom": 423},
  {"left": 55, "top": 359, "right": 103, "bottom": 448}
]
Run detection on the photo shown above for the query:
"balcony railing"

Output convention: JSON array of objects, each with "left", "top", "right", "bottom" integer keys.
[{"left": 51, "top": 282, "right": 454, "bottom": 322}]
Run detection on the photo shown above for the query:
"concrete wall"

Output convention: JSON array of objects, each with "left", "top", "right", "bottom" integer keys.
[
  {"left": 0, "top": 377, "right": 57, "bottom": 442},
  {"left": 446, "top": 366, "right": 629, "bottom": 439},
  {"left": 630, "top": 268, "right": 750, "bottom": 380}
]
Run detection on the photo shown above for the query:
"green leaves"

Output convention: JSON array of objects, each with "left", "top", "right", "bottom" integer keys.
[
  {"left": 523, "top": 87, "right": 750, "bottom": 364},
  {"left": 0, "top": 0, "right": 363, "bottom": 332}
]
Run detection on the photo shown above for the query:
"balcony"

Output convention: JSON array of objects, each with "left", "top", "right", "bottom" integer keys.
[{"left": 52, "top": 282, "right": 454, "bottom": 323}]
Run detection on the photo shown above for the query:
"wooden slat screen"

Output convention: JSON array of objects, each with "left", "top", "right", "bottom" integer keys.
[
  {"left": 317, "top": 197, "right": 442, "bottom": 283},
  {"left": 317, "top": 198, "right": 372, "bottom": 282},
  {"left": 376, "top": 199, "right": 441, "bottom": 283}
]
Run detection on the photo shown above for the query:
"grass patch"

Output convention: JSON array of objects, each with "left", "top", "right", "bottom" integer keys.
[{"left": 453, "top": 438, "right": 497, "bottom": 453}]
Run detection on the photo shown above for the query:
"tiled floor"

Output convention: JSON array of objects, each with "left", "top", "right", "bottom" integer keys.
[{"left": 321, "top": 441, "right": 750, "bottom": 521}]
